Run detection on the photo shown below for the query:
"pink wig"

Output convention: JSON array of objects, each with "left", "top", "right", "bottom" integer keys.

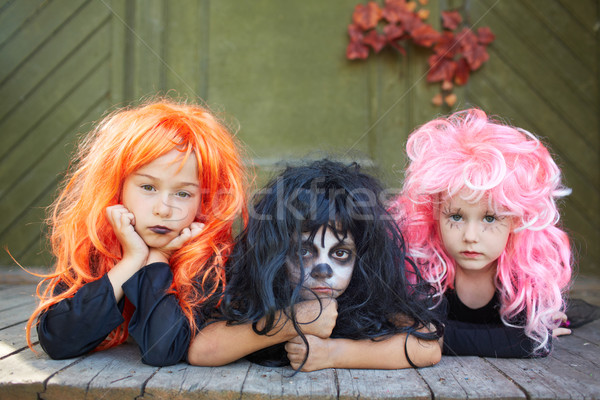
[{"left": 392, "top": 108, "right": 572, "bottom": 351}]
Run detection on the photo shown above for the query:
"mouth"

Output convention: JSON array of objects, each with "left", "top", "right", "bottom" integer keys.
[
  {"left": 461, "top": 251, "right": 482, "bottom": 258},
  {"left": 149, "top": 226, "right": 172, "bottom": 235},
  {"left": 309, "top": 287, "right": 336, "bottom": 295}
]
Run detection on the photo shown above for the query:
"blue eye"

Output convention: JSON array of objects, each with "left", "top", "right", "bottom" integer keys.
[{"left": 450, "top": 214, "right": 462, "bottom": 222}]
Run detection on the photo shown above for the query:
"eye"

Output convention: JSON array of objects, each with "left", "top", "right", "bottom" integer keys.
[
  {"left": 141, "top": 184, "right": 155, "bottom": 192},
  {"left": 332, "top": 249, "right": 351, "bottom": 261},
  {"left": 175, "top": 191, "right": 191, "bottom": 198},
  {"left": 484, "top": 215, "right": 496, "bottom": 223},
  {"left": 450, "top": 214, "right": 462, "bottom": 222},
  {"left": 300, "top": 247, "right": 311, "bottom": 258}
]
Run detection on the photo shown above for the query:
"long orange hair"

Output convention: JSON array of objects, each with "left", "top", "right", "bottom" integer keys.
[{"left": 27, "top": 100, "right": 247, "bottom": 351}]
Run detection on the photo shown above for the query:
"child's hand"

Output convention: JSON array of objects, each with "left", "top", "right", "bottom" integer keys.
[
  {"left": 106, "top": 205, "right": 148, "bottom": 262},
  {"left": 552, "top": 311, "right": 572, "bottom": 337},
  {"left": 285, "top": 335, "right": 334, "bottom": 371},
  {"left": 147, "top": 222, "right": 205, "bottom": 264},
  {"left": 294, "top": 298, "right": 338, "bottom": 339}
]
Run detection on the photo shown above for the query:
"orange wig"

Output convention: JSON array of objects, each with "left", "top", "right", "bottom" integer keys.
[{"left": 27, "top": 100, "right": 247, "bottom": 351}]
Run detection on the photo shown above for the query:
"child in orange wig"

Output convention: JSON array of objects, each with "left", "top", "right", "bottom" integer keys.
[{"left": 26, "top": 100, "right": 247, "bottom": 366}]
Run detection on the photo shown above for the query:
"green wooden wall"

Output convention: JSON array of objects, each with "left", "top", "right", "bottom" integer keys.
[{"left": 0, "top": 0, "right": 598, "bottom": 276}]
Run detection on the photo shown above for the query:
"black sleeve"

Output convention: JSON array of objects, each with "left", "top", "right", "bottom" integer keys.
[
  {"left": 442, "top": 319, "right": 542, "bottom": 358},
  {"left": 37, "top": 274, "right": 125, "bottom": 359},
  {"left": 122, "top": 262, "right": 197, "bottom": 366}
]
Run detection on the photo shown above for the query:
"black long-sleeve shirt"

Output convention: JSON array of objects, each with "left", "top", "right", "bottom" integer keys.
[
  {"left": 37, "top": 262, "right": 195, "bottom": 366},
  {"left": 441, "top": 289, "right": 545, "bottom": 358}
]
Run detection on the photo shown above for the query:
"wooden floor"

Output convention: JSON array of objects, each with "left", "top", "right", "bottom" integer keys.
[{"left": 1, "top": 284, "right": 599, "bottom": 400}]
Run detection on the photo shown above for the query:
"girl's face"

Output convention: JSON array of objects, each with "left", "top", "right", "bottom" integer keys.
[
  {"left": 287, "top": 226, "right": 356, "bottom": 300},
  {"left": 121, "top": 149, "right": 200, "bottom": 249},
  {"left": 439, "top": 194, "right": 511, "bottom": 274}
]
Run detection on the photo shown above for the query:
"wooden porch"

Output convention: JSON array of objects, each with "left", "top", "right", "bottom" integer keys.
[{"left": 1, "top": 283, "right": 599, "bottom": 399}]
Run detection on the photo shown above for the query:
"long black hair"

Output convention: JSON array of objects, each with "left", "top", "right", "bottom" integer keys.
[{"left": 221, "top": 160, "right": 442, "bottom": 366}]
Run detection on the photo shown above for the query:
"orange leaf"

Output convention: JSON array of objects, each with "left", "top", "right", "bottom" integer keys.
[
  {"left": 432, "top": 93, "right": 443, "bottom": 106},
  {"left": 364, "top": 30, "right": 387, "bottom": 53},
  {"left": 406, "top": 1, "right": 417, "bottom": 12},
  {"left": 477, "top": 27, "right": 495, "bottom": 45},
  {"left": 353, "top": 2, "right": 382, "bottom": 30},
  {"left": 441, "top": 11, "right": 462, "bottom": 30},
  {"left": 411, "top": 23, "right": 441, "bottom": 47},
  {"left": 454, "top": 57, "right": 470, "bottom": 85},
  {"left": 445, "top": 93, "right": 457, "bottom": 106},
  {"left": 417, "top": 9, "right": 430, "bottom": 20},
  {"left": 347, "top": 41, "right": 370, "bottom": 60},
  {"left": 427, "top": 54, "right": 456, "bottom": 82},
  {"left": 419, "top": 0, "right": 429, "bottom": 5},
  {"left": 441, "top": 80, "right": 453, "bottom": 90}
]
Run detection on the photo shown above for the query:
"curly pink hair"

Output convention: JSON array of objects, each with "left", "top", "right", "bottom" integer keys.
[{"left": 392, "top": 108, "right": 572, "bottom": 351}]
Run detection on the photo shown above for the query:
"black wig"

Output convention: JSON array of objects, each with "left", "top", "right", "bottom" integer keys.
[{"left": 221, "top": 160, "right": 442, "bottom": 365}]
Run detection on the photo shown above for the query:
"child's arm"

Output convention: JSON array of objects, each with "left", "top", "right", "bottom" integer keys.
[
  {"left": 187, "top": 298, "right": 338, "bottom": 366},
  {"left": 121, "top": 222, "right": 204, "bottom": 366},
  {"left": 285, "top": 328, "right": 442, "bottom": 371}
]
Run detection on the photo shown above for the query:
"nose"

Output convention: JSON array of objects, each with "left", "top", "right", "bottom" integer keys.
[
  {"left": 153, "top": 195, "right": 173, "bottom": 218},
  {"left": 463, "top": 221, "right": 479, "bottom": 243},
  {"left": 310, "top": 263, "right": 333, "bottom": 280}
]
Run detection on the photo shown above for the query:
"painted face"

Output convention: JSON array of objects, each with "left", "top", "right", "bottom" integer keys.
[
  {"left": 287, "top": 226, "right": 356, "bottom": 300},
  {"left": 439, "top": 195, "right": 511, "bottom": 274},
  {"left": 121, "top": 148, "right": 200, "bottom": 249}
]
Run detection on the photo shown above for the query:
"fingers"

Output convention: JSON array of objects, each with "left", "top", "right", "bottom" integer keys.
[
  {"left": 552, "top": 327, "right": 572, "bottom": 337},
  {"left": 106, "top": 205, "right": 135, "bottom": 230}
]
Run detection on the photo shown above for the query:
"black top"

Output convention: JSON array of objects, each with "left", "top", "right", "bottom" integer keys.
[
  {"left": 441, "top": 289, "right": 545, "bottom": 358},
  {"left": 37, "top": 262, "right": 196, "bottom": 366}
]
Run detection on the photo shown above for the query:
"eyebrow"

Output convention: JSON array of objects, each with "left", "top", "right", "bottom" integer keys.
[{"left": 133, "top": 173, "right": 199, "bottom": 188}]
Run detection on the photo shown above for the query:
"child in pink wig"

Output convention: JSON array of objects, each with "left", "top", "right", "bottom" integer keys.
[{"left": 393, "top": 108, "right": 572, "bottom": 357}]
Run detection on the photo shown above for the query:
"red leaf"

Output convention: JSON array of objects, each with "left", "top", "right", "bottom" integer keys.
[
  {"left": 454, "top": 57, "right": 470, "bottom": 85},
  {"left": 477, "top": 27, "right": 495, "bottom": 45},
  {"left": 347, "top": 40, "right": 370, "bottom": 59},
  {"left": 382, "top": 0, "right": 412, "bottom": 23},
  {"left": 352, "top": 2, "right": 382, "bottom": 30},
  {"left": 348, "top": 24, "right": 365, "bottom": 41},
  {"left": 411, "top": 23, "right": 441, "bottom": 47},
  {"left": 384, "top": 23, "right": 405, "bottom": 41},
  {"left": 463, "top": 44, "right": 489, "bottom": 70},
  {"left": 400, "top": 12, "right": 425, "bottom": 33},
  {"left": 433, "top": 31, "right": 458, "bottom": 58},
  {"left": 456, "top": 27, "right": 478, "bottom": 51},
  {"left": 427, "top": 54, "right": 456, "bottom": 82},
  {"left": 364, "top": 30, "right": 387, "bottom": 53},
  {"left": 441, "top": 11, "right": 462, "bottom": 30}
]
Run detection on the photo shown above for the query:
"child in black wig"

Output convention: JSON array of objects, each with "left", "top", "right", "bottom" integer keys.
[{"left": 188, "top": 160, "right": 443, "bottom": 371}]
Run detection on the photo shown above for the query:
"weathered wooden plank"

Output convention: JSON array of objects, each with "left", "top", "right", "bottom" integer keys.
[
  {"left": 0, "top": 345, "right": 82, "bottom": 399},
  {"left": 487, "top": 356, "right": 590, "bottom": 400},
  {"left": 474, "top": 0, "right": 597, "bottom": 148},
  {"left": 144, "top": 360, "right": 251, "bottom": 399},
  {"left": 41, "top": 343, "right": 157, "bottom": 400},
  {"left": 337, "top": 367, "right": 430, "bottom": 399},
  {"left": 477, "top": 0, "right": 594, "bottom": 103},
  {"left": 108, "top": 0, "right": 128, "bottom": 104},
  {"left": 240, "top": 363, "right": 337, "bottom": 399},
  {"left": 0, "top": 302, "right": 35, "bottom": 328},
  {"left": 0, "top": 0, "right": 110, "bottom": 122},
  {"left": 557, "top": 0, "right": 598, "bottom": 32},
  {"left": 0, "top": 33, "right": 110, "bottom": 163},
  {"left": 0, "top": 0, "right": 44, "bottom": 46},
  {"left": 0, "top": 0, "right": 87, "bottom": 83},
  {"left": 571, "top": 319, "right": 600, "bottom": 344},
  {"left": 417, "top": 356, "right": 525, "bottom": 399},
  {"left": 132, "top": 0, "right": 165, "bottom": 99},
  {"left": 553, "top": 333, "right": 600, "bottom": 371},
  {"left": 0, "top": 321, "right": 38, "bottom": 359},
  {"left": 0, "top": 284, "right": 36, "bottom": 311},
  {"left": 524, "top": 0, "right": 596, "bottom": 70}
]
